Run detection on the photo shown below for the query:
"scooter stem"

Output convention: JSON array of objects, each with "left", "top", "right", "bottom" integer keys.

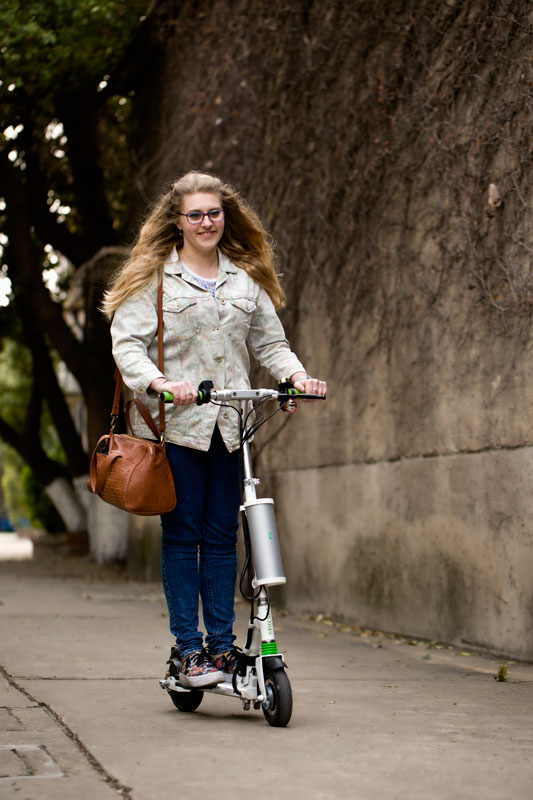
[{"left": 242, "top": 438, "right": 259, "bottom": 502}]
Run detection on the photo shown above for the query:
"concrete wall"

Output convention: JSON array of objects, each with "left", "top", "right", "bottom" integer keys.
[
  {"left": 254, "top": 283, "right": 533, "bottom": 659},
  {"left": 269, "top": 450, "right": 533, "bottom": 659},
  {"left": 129, "top": 0, "right": 533, "bottom": 659}
]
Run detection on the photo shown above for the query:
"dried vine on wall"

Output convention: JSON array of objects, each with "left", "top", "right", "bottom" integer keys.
[{"left": 138, "top": 0, "right": 533, "bottom": 352}]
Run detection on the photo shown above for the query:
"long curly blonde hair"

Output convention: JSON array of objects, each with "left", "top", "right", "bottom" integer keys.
[{"left": 102, "top": 171, "right": 285, "bottom": 317}]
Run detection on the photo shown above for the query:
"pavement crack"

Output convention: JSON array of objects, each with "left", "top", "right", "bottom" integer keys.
[{"left": 0, "top": 664, "right": 134, "bottom": 798}]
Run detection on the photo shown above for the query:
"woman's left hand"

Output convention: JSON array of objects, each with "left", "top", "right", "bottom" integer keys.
[{"left": 291, "top": 374, "right": 327, "bottom": 402}]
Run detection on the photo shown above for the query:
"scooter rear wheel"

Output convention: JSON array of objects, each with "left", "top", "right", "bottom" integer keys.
[
  {"left": 262, "top": 669, "right": 292, "bottom": 727},
  {"left": 168, "top": 689, "right": 204, "bottom": 712}
]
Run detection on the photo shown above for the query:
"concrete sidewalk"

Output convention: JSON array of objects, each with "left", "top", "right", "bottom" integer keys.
[{"left": 0, "top": 542, "right": 532, "bottom": 800}]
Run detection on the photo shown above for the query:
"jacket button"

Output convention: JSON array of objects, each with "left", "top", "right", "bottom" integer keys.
[
  {"left": 220, "top": 299, "right": 226, "bottom": 304},
  {"left": 215, "top": 356, "right": 222, "bottom": 362}
]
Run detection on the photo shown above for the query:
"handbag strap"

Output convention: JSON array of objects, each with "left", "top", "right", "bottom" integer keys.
[
  {"left": 88, "top": 435, "right": 120, "bottom": 493},
  {"left": 125, "top": 398, "right": 164, "bottom": 442},
  {"left": 111, "top": 367, "right": 123, "bottom": 421},
  {"left": 109, "top": 270, "right": 165, "bottom": 435}
]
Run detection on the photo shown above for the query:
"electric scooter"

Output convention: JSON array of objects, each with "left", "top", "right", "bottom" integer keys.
[{"left": 158, "top": 380, "right": 325, "bottom": 727}]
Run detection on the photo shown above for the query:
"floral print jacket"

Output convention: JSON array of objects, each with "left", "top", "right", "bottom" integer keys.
[{"left": 110, "top": 249, "right": 306, "bottom": 451}]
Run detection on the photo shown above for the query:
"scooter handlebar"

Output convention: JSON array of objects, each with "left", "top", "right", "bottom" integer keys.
[{"left": 155, "top": 382, "right": 326, "bottom": 404}]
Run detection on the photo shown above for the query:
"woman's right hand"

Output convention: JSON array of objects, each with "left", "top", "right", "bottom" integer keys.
[{"left": 149, "top": 378, "right": 197, "bottom": 406}]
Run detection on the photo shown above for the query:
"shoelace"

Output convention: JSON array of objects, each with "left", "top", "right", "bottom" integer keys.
[
  {"left": 212, "top": 648, "right": 243, "bottom": 672},
  {"left": 183, "top": 649, "right": 216, "bottom": 672},
  {"left": 185, "top": 651, "right": 204, "bottom": 668},
  {"left": 227, "top": 647, "right": 243, "bottom": 662}
]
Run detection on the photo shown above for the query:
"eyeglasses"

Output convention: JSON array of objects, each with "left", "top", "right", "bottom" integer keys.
[{"left": 177, "top": 209, "right": 224, "bottom": 225}]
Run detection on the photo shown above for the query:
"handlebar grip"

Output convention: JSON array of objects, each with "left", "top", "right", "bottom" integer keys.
[
  {"left": 280, "top": 391, "right": 326, "bottom": 400},
  {"left": 156, "top": 381, "right": 214, "bottom": 404},
  {"left": 157, "top": 391, "right": 208, "bottom": 403},
  {"left": 159, "top": 391, "right": 174, "bottom": 402},
  {"left": 277, "top": 381, "right": 326, "bottom": 402}
]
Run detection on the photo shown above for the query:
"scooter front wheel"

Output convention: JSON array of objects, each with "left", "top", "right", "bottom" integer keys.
[
  {"left": 168, "top": 689, "right": 204, "bottom": 712},
  {"left": 262, "top": 669, "right": 292, "bottom": 727}
]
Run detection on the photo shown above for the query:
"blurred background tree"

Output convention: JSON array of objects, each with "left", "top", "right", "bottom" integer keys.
[
  {"left": 0, "top": 339, "right": 66, "bottom": 531},
  {"left": 0, "top": 0, "right": 151, "bottom": 534}
]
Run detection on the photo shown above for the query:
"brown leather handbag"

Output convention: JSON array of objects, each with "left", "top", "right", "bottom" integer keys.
[{"left": 87, "top": 276, "right": 177, "bottom": 516}]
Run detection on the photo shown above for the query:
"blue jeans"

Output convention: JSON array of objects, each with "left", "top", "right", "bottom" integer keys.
[{"left": 160, "top": 426, "right": 241, "bottom": 657}]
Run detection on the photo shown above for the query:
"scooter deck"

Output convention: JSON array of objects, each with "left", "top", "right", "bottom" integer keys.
[
  {"left": 160, "top": 672, "right": 261, "bottom": 700},
  {"left": 161, "top": 675, "right": 240, "bottom": 697}
]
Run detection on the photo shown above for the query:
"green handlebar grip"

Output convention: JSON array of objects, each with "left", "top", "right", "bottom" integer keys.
[{"left": 159, "top": 390, "right": 208, "bottom": 403}]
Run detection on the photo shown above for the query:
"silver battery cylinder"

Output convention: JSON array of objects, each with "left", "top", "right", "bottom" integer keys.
[{"left": 243, "top": 498, "right": 286, "bottom": 586}]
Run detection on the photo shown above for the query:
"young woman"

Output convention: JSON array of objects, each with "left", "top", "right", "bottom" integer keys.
[{"left": 103, "top": 172, "right": 327, "bottom": 688}]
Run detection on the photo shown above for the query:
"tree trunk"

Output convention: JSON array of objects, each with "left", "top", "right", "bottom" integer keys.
[
  {"left": 87, "top": 494, "right": 129, "bottom": 563},
  {"left": 57, "top": 90, "right": 117, "bottom": 250},
  {"left": 44, "top": 477, "right": 87, "bottom": 534}
]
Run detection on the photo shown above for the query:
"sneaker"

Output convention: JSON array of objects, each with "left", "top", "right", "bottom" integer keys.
[
  {"left": 209, "top": 647, "right": 243, "bottom": 678},
  {"left": 178, "top": 649, "right": 224, "bottom": 689}
]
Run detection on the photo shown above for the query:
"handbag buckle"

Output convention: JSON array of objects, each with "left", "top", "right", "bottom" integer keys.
[{"left": 110, "top": 414, "right": 118, "bottom": 431}]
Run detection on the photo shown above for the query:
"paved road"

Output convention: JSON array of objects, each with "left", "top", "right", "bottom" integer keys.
[{"left": 0, "top": 543, "right": 532, "bottom": 799}]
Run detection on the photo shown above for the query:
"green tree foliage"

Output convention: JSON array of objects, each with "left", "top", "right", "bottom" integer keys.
[
  {"left": 1, "top": 0, "right": 148, "bottom": 239},
  {"left": 0, "top": 339, "right": 66, "bottom": 530},
  {"left": 0, "top": 338, "right": 31, "bottom": 431},
  {"left": 1, "top": 0, "right": 148, "bottom": 98},
  {"left": 1, "top": 452, "right": 64, "bottom": 531}
]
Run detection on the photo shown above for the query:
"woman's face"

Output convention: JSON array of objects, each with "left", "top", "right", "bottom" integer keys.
[{"left": 178, "top": 192, "right": 225, "bottom": 256}]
